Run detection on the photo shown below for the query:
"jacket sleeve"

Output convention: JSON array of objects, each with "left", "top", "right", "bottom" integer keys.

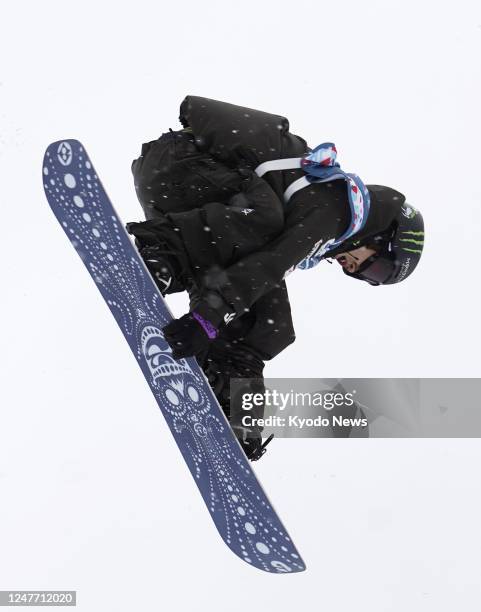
[{"left": 194, "top": 205, "right": 340, "bottom": 326}]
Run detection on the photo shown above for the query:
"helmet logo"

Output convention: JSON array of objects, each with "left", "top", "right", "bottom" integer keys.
[
  {"left": 401, "top": 203, "right": 417, "bottom": 219},
  {"left": 397, "top": 258, "right": 411, "bottom": 281}
]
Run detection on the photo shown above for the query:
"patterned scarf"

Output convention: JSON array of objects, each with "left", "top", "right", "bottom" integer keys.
[{"left": 295, "top": 143, "right": 370, "bottom": 269}]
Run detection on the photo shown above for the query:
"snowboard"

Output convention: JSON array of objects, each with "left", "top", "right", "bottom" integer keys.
[{"left": 42, "top": 140, "right": 305, "bottom": 574}]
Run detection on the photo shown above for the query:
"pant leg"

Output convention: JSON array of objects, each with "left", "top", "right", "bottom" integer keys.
[
  {"left": 132, "top": 130, "right": 285, "bottom": 277},
  {"left": 241, "top": 281, "right": 296, "bottom": 360},
  {"left": 193, "top": 282, "right": 296, "bottom": 434},
  {"left": 165, "top": 170, "right": 285, "bottom": 267}
]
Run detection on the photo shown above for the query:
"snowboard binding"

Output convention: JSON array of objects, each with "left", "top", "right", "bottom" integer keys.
[
  {"left": 238, "top": 433, "right": 275, "bottom": 461},
  {"left": 126, "top": 222, "right": 187, "bottom": 295}
]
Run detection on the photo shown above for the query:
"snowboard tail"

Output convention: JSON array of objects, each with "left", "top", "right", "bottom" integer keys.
[{"left": 42, "top": 140, "right": 305, "bottom": 573}]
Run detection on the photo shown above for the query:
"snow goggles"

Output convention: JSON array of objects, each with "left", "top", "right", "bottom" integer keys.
[{"left": 346, "top": 253, "right": 396, "bottom": 286}]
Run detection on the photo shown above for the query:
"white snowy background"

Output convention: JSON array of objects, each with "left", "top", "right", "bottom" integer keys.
[{"left": 1, "top": 0, "right": 481, "bottom": 609}]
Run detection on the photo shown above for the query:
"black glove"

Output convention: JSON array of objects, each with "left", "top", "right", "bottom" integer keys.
[{"left": 162, "top": 312, "right": 217, "bottom": 360}]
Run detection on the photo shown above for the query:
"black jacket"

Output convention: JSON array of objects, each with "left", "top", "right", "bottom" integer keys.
[
  {"left": 132, "top": 96, "right": 403, "bottom": 328},
  {"left": 177, "top": 96, "right": 352, "bottom": 324}
]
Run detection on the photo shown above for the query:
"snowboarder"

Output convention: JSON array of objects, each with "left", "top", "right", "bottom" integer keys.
[{"left": 126, "top": 96, "right": 424, "bottom": 460}]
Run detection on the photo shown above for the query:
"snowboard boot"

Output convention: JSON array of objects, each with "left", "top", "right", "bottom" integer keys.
[
  {"left": 138, "top": 243, "right": 184, "bottom": 295},
  {"left": 202, "top": 342, "right": 274, "bottom": 461},
  {"left": 126, "top": 221, "right": 188, "bottom": 296}
]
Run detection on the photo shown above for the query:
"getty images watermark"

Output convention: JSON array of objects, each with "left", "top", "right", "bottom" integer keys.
[
  {"left": 230, "top": 378, "right": 481, "bottom": 438},
  {"left": 240, "top": 387, "right": 367, "bottom": 431}
]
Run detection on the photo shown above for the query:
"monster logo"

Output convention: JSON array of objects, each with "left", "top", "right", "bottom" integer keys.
[
  {"left": 141, "top": 324, "right": 192, "bottom": 386},
  {"left": 399, "top": 231, "right": 424, "bottom": 255}
]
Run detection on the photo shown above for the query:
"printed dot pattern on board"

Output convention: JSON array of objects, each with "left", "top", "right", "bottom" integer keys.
[{"left": 43, "top": 140, "right": 305, "bottom": 574}]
